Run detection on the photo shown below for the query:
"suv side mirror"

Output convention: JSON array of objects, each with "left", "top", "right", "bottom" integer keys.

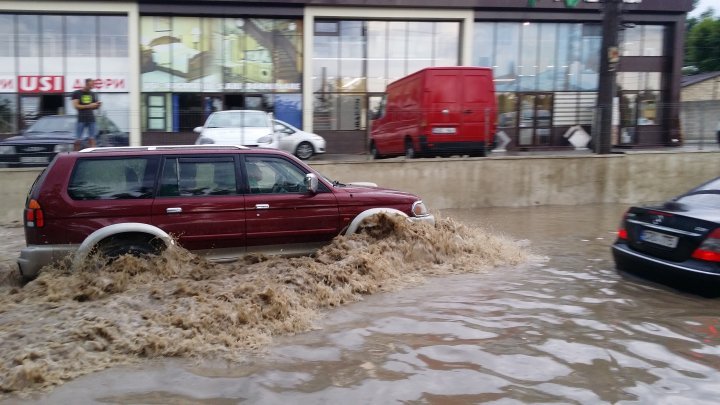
[
  {"left": 304, "top": 173, "right": 318, "bottom": 194},
  {"left": 193, "top": 126, "right": 203, "bottom": 133}
]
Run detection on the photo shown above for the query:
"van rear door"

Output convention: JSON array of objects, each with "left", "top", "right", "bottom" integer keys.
[{"left": 459, "top": 69, "right": 495, "bottom": 143}]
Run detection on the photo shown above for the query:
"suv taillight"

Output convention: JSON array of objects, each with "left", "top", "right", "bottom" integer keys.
[
  {"left": 25, "top": 199, "right": 44, "bottom": 228},
  {"left": 691, "top": 228, "right": 720, "bottom": 262}
]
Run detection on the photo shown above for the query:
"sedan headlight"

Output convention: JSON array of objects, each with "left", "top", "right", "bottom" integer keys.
[
  {"left": 196, "top": 137, "right": 215, "bottom": 145},
  {"left": 257, "top": 134, "right": 274, "bottom": 144},
  {"left": 54, "top": 143, "right": 74, "bottom": 153},
  {"left": 0, "top": 145, "right": 14, "bottom": 154},
  {"left": 411, "top": 200, "right": 429, "bottom": 217}
]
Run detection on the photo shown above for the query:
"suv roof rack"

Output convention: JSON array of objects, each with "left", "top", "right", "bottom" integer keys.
[{"left": 79, "top": 145, "right": 250, "bottom": 153}]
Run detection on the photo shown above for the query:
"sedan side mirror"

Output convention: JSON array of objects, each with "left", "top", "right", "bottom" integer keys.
[
  {"left": 304, "top": 173, "right": 319, "bottom": 194},
  {"left": 193, "top": 126, "right": 203, "bottom": 133}
]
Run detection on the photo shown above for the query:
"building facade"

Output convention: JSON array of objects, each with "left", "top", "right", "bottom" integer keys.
[{"left": 0, "top": 0, "right": 693, "bottom": 152}]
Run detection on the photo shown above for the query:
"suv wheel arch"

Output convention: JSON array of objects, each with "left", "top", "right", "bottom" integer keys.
[
  {"left": 344, "top": 208, "right": 409, "bottom": 235},
  {"left": 72, "top": 223, "right": 174, "bottom": 269}
]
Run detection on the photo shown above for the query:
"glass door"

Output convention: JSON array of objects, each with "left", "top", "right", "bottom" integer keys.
[{"left": 517, "top": 93, "right": 553, "bottom": 146}]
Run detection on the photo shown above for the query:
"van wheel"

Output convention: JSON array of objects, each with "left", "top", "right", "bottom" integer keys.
[
  {"left": 405, "top": 139, "right": 416, "bottom": 159},
  {"left": 295, "top": 142, "right": 314, "bottom": 160},
  {"left": 97, "top": 233, "right": 165, "bottom": 262},
  {"left": 370, "top": 141, "right": 382, "bottom": 159}
]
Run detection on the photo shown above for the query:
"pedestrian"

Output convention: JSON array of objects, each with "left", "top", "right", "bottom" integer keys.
[{"left": 71, "top": 78, "right": 102, "bottom": 151}]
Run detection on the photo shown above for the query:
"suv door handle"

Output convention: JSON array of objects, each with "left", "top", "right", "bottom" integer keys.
[
  {"left": 166, "top": 207, "right": 182, "bottom": 214},
  {"left": 463, "top": 109, "right": 472, "bottom": 114},
  {"left": 255, "top": 204, "right": 270, "bottom": 209}
]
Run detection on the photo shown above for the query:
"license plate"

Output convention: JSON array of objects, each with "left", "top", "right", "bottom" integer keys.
[
  {"left": 20, "top": 156, "right": 49, "bottom": 164},
  {"left": 641, "top": 230, "right": 678, "bottom": 248}
]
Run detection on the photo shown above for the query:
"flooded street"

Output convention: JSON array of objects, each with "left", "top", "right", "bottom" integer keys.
[{"left": 3, "top": 204, "right": 720, "bottom": 404}]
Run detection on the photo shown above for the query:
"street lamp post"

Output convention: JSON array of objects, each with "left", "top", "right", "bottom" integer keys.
[{"left": 596, "top": 0, "right": 622, "bottom": 154}]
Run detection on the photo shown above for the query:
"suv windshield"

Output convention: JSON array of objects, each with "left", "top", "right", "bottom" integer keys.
[{"left": 206, "top": 112, "right": 268, "bottom": 128}]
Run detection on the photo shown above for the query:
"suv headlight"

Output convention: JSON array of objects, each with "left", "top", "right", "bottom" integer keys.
[
  {"left": 411, "top": 201, "right": 429, "bottom": 217},
  {"left": 0, "top": 145, "right": 14, "bottom": 154},
  {"left": 196, "top": 137, "right": 215, "bottom": 145}
]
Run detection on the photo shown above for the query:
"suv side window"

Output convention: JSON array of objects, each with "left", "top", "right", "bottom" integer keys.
[
  {"left": 158, "top": 156, "right": 238, "bottom": 197},
  {"left": 68, "top": 157, "right": 156, "bottom": 200},
  {"left": 245, "top": 156, "right": 312, "bottom": 194}
]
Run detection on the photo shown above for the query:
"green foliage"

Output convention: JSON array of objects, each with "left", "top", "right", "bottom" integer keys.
[{"left": 687, "top": 15, "right": 720, "bottom": 72}]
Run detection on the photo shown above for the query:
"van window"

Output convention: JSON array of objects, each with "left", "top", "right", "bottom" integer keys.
[
  {"left": 158, "top": 156, "right": 238, "bottom": 197},
  {"left": 68, "top": 158, "right": 155, "bottom": 200}
]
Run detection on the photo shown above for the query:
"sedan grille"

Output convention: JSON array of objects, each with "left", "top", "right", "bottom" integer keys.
[{"left": 17, "top": 144, "right": 54, "bottom": 154}]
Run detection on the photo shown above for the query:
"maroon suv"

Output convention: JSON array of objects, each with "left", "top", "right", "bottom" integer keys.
[{"left": 18, "top": 145, "right": 434, "bottom": 280}]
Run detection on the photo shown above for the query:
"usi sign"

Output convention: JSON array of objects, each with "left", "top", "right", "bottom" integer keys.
[{"left": 18, "top": 76, "right": 64, "bottom": 93}]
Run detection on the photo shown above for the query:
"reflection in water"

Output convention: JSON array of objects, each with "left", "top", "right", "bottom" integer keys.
[{"left": 5, "top": 204, "right": 720, "bottom": 404}]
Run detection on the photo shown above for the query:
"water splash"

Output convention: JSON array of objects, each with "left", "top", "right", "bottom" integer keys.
[{"left": 0, "top": 214, "right": 528, "bottom": 395}]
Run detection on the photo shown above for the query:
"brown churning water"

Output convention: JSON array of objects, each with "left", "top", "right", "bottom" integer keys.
[{"left": 0, "top": 214, "right": 528, "bottom": 395}]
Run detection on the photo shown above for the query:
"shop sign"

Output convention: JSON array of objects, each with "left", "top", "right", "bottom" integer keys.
[
  {"left": 0, "top": 76, "right": 128, "bottom": 93},
  {"left": 67, "top": 76, "right": 128, "bottom": 93},
  {"left": 18, "top": 76, "right": 64, "bottom": 93}
]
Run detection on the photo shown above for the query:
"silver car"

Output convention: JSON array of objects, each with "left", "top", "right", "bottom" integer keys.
[{"left": 273, "top": 119, "right": 326, "bottom": 160}]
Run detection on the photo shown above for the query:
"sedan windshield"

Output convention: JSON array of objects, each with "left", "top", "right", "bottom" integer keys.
[
  {"left": 206, "top": 112, "right": 268, "bottom": 128},
  {"left": 26, "top": 116, "right": 76, "bottom": 134}
]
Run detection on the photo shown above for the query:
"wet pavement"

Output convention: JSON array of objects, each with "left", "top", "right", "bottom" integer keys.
[{"left": 3, "top": 204, "right": 720, "bottom": 404}]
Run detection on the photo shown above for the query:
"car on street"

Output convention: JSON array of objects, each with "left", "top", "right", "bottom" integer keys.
[
  {"left": 273, "top": 119, "right": 326, "bottom": 160},
  {"left": 194, "top": 110, "right": 326, "bottom": 160},
  {"left": 194, "top": 110, "right": 276, "bottom": 149},
  {"left": 17, "top": 145, "right": 434, "bottom": 280},
  {"left": 612, "top": 176, "right": 720, "bottom": 285},
  {"left": 0, "top": 115, "right": 128, "bottom": 168}
]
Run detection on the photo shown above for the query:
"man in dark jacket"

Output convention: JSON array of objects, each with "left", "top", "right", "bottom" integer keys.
[{"left": 71, "top": 78, "right": 102, "bottom": 151}]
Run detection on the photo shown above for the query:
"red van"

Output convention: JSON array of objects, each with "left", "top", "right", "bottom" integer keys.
[{"left": 369, "top": 67, "right": 497, "bottom": 158}]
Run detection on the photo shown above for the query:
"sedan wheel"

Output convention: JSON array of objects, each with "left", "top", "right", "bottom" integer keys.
[{"left": 295, "top": 142, "right": 314, "bottom": 160}]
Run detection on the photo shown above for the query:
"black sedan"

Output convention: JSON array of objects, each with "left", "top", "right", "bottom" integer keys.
[
  {"left": 612, "top": 176, "right": 720, "bottom": 290},
  {"left": 0, "top": 115, "right": 128, "bottom": 168}
]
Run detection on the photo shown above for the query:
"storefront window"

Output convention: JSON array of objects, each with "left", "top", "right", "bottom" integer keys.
[
  {"left": 339, "top": 21, "right": 365, "bottom": 92},
  {"left": 621, "top": 25, "right": 665, "bottom": 57},
  {"left": 434, "top": 22, "right": 459, "bottom": 67},
  {"left": 312, "top": 19, "right": 460, "bottom": 131},
  {"left": 66, "top": 16, "right": 97, "bottom": 58},
  {"left": 538, "top": 24, "right": 557, "bottom": 91},
  {"left": 367, "top": 21, "right": 387, "bottom": 93},
  {"left": 407, "top": 21, "right": 433, "bottom": 75},
  {"left": 387, "top": 21, "right": 408, "bottom": 82},
  {"left": 494, "top": 23, "right": 520, "bottom": 92},
  {"left": 18, "top": 15, "right": 40, "bottom": 74},
  {"left": 519, "top": 22, "right": 539, "bottom": 91},
  {"left": 0, "top": 95, "right": 17, "bottom": 134},
  {"left": 473, "top": 23, "right": 494, "bottom": 68}
]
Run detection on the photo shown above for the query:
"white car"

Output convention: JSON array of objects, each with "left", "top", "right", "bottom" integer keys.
[
  {"left": 194, "top": 111, "right": 326, "bottom": 160},
  {"left": 194, "top": 110, "right": 277, "bottom": 149},
  {"left": 273, "top": 119, "right": 326, "bottom": 160}
]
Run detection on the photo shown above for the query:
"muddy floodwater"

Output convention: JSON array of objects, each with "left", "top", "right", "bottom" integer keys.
[{"left": 2, "top": 204, "right": 720, "bottom": 404}]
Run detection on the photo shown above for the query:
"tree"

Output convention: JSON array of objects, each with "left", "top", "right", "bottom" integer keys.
[{"left": 687, "top": 15, "right": 720, "bottom": 72}]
